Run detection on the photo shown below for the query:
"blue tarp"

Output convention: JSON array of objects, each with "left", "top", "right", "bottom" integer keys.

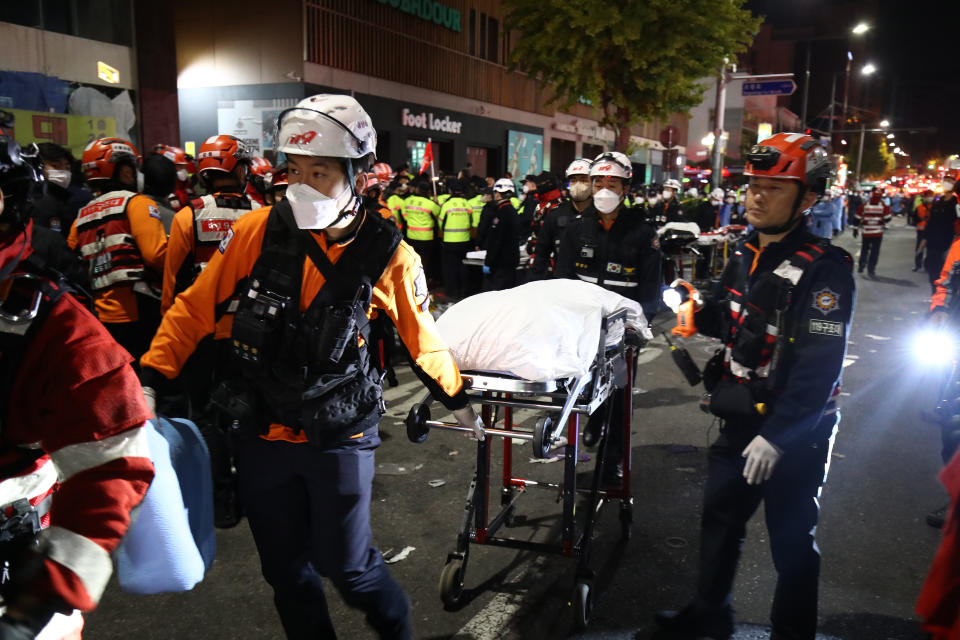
[{"left": 0, "top": 71, "right": 69, "bottom": 113}]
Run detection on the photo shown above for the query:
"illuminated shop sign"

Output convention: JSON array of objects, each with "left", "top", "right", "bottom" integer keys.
[
  {"left": 376, "top": 0, "right": 462, "bottom": 33},
  {"left": 401, "top": 107, "right": 463, "bottom": 134}
]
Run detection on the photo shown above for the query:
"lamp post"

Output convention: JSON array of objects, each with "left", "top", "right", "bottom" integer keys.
[{"left": 800, "top": 22, "right": 870, "bottom": 130}]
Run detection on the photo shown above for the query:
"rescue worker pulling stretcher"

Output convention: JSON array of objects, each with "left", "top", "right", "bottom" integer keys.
[
  {"left": 139, "top": 94, "right": 483, "bottom": 640},
  {"left": 656, "top": 132, "right": 855, "bottom": 640}
]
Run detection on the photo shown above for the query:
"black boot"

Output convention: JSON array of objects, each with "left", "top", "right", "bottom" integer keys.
[{"left": 654, "top": 603, "right": 734, "bottom": 640}]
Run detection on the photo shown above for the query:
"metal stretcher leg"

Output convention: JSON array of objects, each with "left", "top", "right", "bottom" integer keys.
[
  {"left": 618, "top": 347, "right": 635, "bottom": 540},
  {"left": 561, "top": 411, "right": 579, "bottom": 557},
  {"left": 501, "top": 397, "right": 517, "bottom": 526}
]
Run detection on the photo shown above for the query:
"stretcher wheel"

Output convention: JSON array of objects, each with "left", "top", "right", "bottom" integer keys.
[
  {"left": 439, "top": 558, "right": 465, "bottom": 609},
  {"left": 406, "top": 404, "right": 430, "bottom": 444},
  {"left": 532, "top": 416, "right": 553, "bottom": 459},
  {"left": 573, "top": 579, "right": 594, "bottom": 631}
]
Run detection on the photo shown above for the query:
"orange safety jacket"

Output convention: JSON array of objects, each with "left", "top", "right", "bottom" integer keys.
[
  {"left": 163, "top": 193, "right": 253, "bottom": 339},
  {"left": 917, "top": 202, "right": 930, "bottom": 232},
  {"left": 141, "top": 206, "right": 467, "bottom": 443},
  {"left": 931, "top": 236, "right": 960, "bottom": 311},
  {"left": 68, "top": 191, "right": 167, "bottom": 323}
]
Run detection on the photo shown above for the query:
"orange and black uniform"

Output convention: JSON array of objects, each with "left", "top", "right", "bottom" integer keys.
[
  {"left": 67, "top": 191, "right": 167, "bottom": 364},
  {"left": 141, "top": 202, "right": 466, "bottom": 638}
]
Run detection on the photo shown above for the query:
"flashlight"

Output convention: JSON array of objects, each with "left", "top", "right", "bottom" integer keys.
[
  {"left": 913, "top": 328, "right": 956, "bottom": 367},
  {"left": 663, "top": 280, "right": 702, "bottom": 338}
]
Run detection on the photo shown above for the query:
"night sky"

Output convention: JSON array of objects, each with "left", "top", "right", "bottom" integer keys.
[{"left": 746, "top": 0, "right": 959, "bottom": 163}]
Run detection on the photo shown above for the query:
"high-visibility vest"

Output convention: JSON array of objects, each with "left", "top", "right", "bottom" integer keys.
[
  {"left": 191, "top": 194, "right": 252, "bottom": 273},
  {"left": 510, "top": 197, "right": 522, "bottom": 210},
  {"left": 401, "top": 195, "right": 439, "bottom": 241},
  {"left": 438, "top": 197, "right": 473, "bottom": 243},
  {"left": 467, "top": 195, "right": 486, "bottom": 227},
  {"left": 76, "top": 190, "right": 146, "bottom": 292}
]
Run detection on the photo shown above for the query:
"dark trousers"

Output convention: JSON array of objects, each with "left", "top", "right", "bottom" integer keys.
[
  {"left": 407, "top": 238, "right": 438, "bottom": 285},
  {"left": 102, "top": 293, "right": 162, "bottom": 372},
  {"left": 916, "top": 229, "right": 927, "bottom": 271},
  {"left": 858, "top": 235, "right": 882, "bottom": 273},
  {"left": 440, "top": 242, "right": 471, "bottom": 299},
  {"left": 483, "top": 266, "right": 516, "bottom": 292},
  {"left": 237, "top": 429, "right": 412, "bottom": 640},
  {"left": 695, "top": 429, "right": 832, "bottom": 640}
]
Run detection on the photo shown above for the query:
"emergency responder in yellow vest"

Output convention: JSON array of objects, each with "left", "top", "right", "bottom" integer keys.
[
  {"left": 401, "top": 175, "right": 441, "bottom": 283},
  {"left": 438, "top": 178, "right": 474, "bottom": 299},
  {"left": 140, "top": 94, "right": 485, "bottom": 639},
  {"left": 68, "top": 137, "right": 167, "bottom": 367}
]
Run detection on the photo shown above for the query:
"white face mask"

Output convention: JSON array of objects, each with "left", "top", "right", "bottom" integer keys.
[
  {"left": 522, "top": 184, "right": 531, "bottom": 194},
  {"left": 136, "top": 170, "right": 145, "bottom": 193},
  {"left": 662, "top": 189, "right": 674, "bottom": 200},
  {"left": 568, "top": 182, "right": 591, "bottom": 202},
  {"left": 593, "top": 188, "right": 622, "bottom": 214},
  {"left": 647, "top": 196, "right": 659, "bottom": 204},
  {"left": 725, "top": 197, "right": 735, "bottom": 204},
  {"left": 176, "top": 168, "right": 189, "bottom": 183},
  {"left": 45, "top": 169, "right": 71, "bottom": 189},
  {"left": 943, "top": 181, "right": 955, "bottom": 192},
  {"left": 285, "top": 181, "right": 356, "bottom": 229},
  {"left": 739, "top": 195, "right": 746, "bottom": 203}
]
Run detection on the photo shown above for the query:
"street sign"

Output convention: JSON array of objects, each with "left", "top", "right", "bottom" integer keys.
[
  {"left": 741, "top": 80, "right": 797, "bottom": 97},
  {"left": 659, "top": 125, "right": 680, "bottom": 148}
]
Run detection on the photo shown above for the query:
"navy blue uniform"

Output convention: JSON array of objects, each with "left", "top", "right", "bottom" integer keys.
[
  {"left": 479, "top": 200, "right": 520, "bottom": 291},
  {"left": 529, "top": 200, "right": 577, "bottom": 279},
  {"left": 691, "top": 226, "right": 855, "bottom": 639}
]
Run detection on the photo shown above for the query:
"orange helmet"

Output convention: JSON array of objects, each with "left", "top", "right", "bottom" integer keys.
[
  {"left": 372, "top": 162, "right": 394, "bottom": 187},
  {"left": 81, "top": 137, "right": 140, "bottom": 182},
  {"left": 364, "top": 176, "right": 381, "bottom": 194},
  {"left": 153, "top": 143, "right": 188, "bottom": 166},
  {"left": 744, "top": 132, "right": 830, "bottom": 194},
  {"left": 266, "top": 166, "right": 288, "bottom": 191},
  {"left": 197, "top": 135, "right": 250, "bottom": 175},
  {"left": 249, "top": 156, "right": 273, "bottom": 176}
]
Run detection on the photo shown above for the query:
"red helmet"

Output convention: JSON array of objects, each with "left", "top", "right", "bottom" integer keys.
[
  {"left": 249, "top": 156, "right": 273, "bottom": 176},
  {"left": 266, "top": 166, "right": 288, "bottom": 190},
  {"left": 81, "top": 138, "right": 140, "bottom": 182},
  {"left": 372, "top": 162, "right": 394, "bottom": 187},
  {"left": 364, "top": 176, "right": 381, "bottom": 194},
  {"left": 744, "top": 132, "right": 830, "bottom": 194},
  {"left": 197, "top": 135, "right": 250, "bottom": 175},
  {"left": 153, "top": 143, "right": 187, "bottom": 166}
]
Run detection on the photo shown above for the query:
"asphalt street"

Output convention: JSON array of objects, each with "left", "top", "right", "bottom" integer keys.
[{"left": 85, "top": 217, "right": 942, "bottom": 639}]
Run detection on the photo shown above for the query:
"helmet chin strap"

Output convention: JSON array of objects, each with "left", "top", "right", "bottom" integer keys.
[{"left": 326, "top": 160, "right": 362, "bottom": 229}]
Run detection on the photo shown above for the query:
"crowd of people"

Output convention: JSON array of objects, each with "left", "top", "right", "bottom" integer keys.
[{"left": 3, "top": 94, "right": 960, "bottom": 640}]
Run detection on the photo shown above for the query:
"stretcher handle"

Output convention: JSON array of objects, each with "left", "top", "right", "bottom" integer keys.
[{"left": 423, "top": 420, "right": 534, "bottom": 441}]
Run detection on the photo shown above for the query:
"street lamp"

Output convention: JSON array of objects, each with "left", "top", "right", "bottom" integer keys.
[
  {"left": 887, "top": 133, "right": 895, "bottom": 139},
  {"left": 862, "top": 63, "right": 877, "bottom": 75},
  {"left": 852, "top": 22, "right": 870, "bottom": 35},
  {"left": 880, "top": 119, "right": 890, "bottom": 128}
]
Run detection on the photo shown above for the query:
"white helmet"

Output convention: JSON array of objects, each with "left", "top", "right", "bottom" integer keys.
[
  {"left": 709, "top": 188, "right": 724, "bottom": 201},
  {"left": 663, "top": 178, "right": 682, "bottom": 190},
  {"left": 565, "top": 158, "right": 593, "bottom": 178},
  {"left": 590, "top": 152, "right": 633, "bottom": 180},
  {"left": 276, "top": 94, "right": 376, "bottom": 166},
  {"left": 493, "top": 178, "right": 516, "bottom": 193}
]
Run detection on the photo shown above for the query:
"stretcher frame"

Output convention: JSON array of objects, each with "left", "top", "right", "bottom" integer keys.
[{"left": 405, "top": 309, "right": 635, "bottom": 630}]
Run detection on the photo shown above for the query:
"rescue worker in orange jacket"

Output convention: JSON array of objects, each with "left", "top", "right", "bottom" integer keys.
[
  {"left": 0, "top": 134, "right": 154, "bottom": 639},
  {"left": 162, "top": 134, "right": 256, "bottom": 528},
  {"left": 67, "top": 138, "right": 167, "bottom": 367},
  {"left": 139, "top": 94, "right": 484, "bottom": 640}
]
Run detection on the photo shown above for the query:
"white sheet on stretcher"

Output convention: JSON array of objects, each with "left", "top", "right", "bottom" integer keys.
[{"left": 436, "top": 280, "right": 652, "bottom": 382}]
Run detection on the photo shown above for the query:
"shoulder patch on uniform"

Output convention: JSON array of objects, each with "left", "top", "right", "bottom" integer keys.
[
  {"left": 812, "top": 287, "right": 840, "bottom": 315},
  {"left": 148, "top": 205, "right": 161, "bottom": 220},
  {"left": 413, "top": 265, "right": 429, "bottom": 312},
  {"left": 219, "top": 228, "right": 235, "bottom": 254}
]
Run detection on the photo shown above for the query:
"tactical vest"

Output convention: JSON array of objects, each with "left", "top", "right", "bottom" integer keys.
[
  {"left": 573, "top": 213, "right": 646, "bottom": 295},
  {"left": 707, "top": 238, "right": 838, "bottom": 423},
  {"left": 221, "top": 200, "right": 401, "bottom": 446},
  {"left": 175, "top": 194, "right": 252, "bottom": 295},
  {"left": 439, "top": 197, "right": 473, "bottom": 243},
  {"left": 402, "top": 196, "right": 437, "bottom": 241},
  {"left": 75, "top": 191, "right": 146, "bottom": 292}
]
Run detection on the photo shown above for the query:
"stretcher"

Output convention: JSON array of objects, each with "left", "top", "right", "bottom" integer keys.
[{"left": 405, "top": 309, "right": 635, "bottom": 630}]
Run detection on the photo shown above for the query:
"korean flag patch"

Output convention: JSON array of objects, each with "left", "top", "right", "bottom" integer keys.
[{"left": 218, "top": 228, "right": 235, "bottom": 254}]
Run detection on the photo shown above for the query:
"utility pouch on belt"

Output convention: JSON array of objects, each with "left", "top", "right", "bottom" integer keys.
[
  {"left": 702, "top": 348, "right": 725, "bottom": 393},
  {"left": 709, "top": 378, "right": 764, "bottom": 423},
  {"left": 301, "top": 368, "right": 385, "bottom": 447},
  {"left": 730, "top": 316, "right": 766, "bottom": 370},
  {"left": 210, "top": 380, "right": 264, "bottom": 436}
]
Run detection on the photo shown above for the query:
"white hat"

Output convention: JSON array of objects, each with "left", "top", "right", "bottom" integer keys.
[
  {"left": 565, "top": 158, "right": 593, "bottom": 178},
  {"left": 277, "top": 94, "right": 376, "bottom": 163},
  {"left": 493, "top": 178, "right": 516, "bottom": 193},
  {"left": 590, "top": 152, "right": 633, "bottom": 180}
]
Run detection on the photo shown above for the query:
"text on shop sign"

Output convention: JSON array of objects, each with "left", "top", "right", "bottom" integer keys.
[
  {"left": 402, "top": 108, "right": 463, "bottom": 134},
  {"left": 377, "top": 0, "right": 461, "bottom": 33}
]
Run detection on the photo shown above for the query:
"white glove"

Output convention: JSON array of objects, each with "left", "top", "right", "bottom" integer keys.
[
  {"left": 741, "top": 435, "right": 783, "bottom": 485},
  {"left": 142, "top": 386, "right": 156, "bottom": 417},
  {"left": 453, "top": 406, "right": 486, "bottom": 441}
]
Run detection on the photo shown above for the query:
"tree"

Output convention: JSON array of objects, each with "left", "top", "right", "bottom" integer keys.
[
  {"left": 503, "top": 0, "right": 762, "bottom": 152},
  {"left": 847, "top": 133, "right": 896, "bottom": 180}
]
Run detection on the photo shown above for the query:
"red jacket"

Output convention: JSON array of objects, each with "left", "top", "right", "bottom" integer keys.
[
  {"left": 1, "top": 240, "right": 154, "bottom": 612},
  {"left": 918, "top": 448, "right": 960, "bottom": 637},
  {"left": 855, "top": 199, "right": 892, "bottom": 238}
]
